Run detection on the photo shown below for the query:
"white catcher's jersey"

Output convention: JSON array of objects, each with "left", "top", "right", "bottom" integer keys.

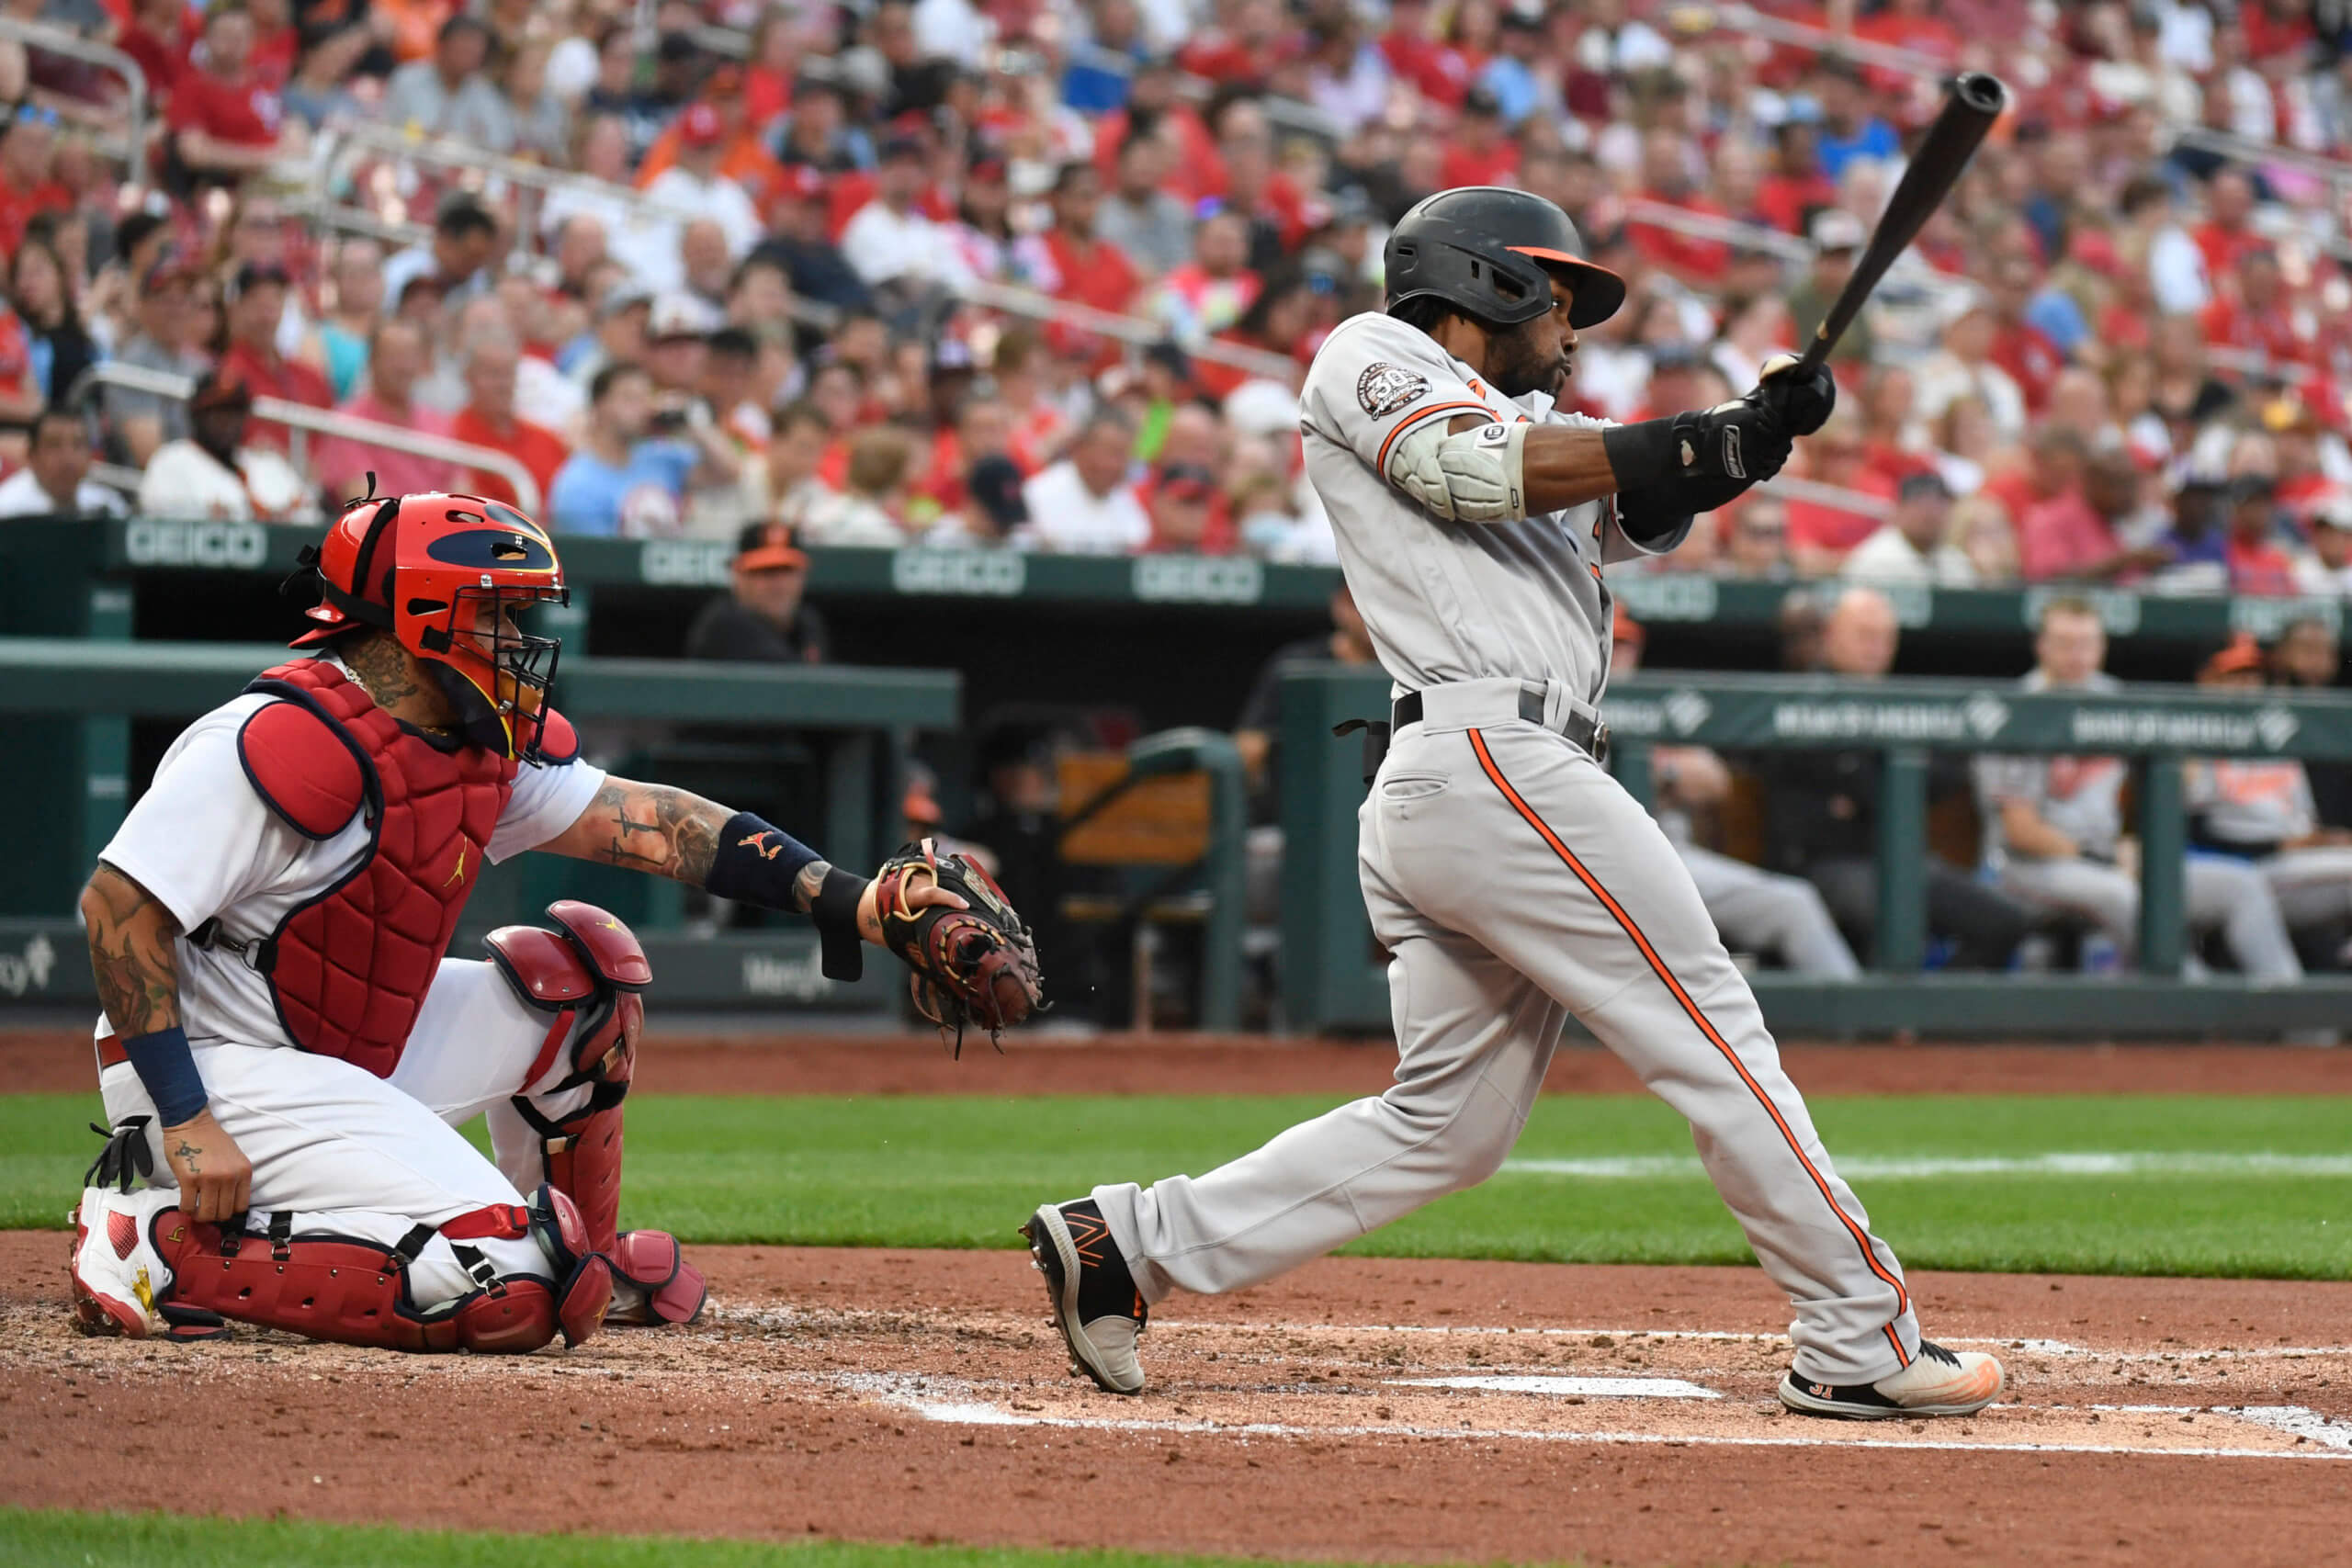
[
  {"left": 1975, "top": 671, "right": 2127, "bottom": 864},
  {"left": 94, "top": 655, "right": 605, "bottom": 1052},
  {"left": 1299, "top": 311, "right": 1690, "bottom": 705}
]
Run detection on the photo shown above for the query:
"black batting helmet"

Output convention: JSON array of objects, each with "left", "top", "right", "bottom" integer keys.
[{"left": 1384, "top": 186, "right": 1626, "bottom": 331}]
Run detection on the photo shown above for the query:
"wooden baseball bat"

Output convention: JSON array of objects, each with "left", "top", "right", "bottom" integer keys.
[{"left": 1796, "top": 72, "right": 2008, "bottom": 375}]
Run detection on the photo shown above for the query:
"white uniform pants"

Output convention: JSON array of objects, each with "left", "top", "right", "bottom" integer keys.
[
  {"left": 2260, "top": 846, "right": 2352, "bottom": 939},
  {"left": 1996, "top": 853, "right": 2302, "bottom": 981},
  {"left": 1094, "top": 701, "right": 1920, "bottom": 1384},
  {"left": 1679, "top": 843, "right": 1862, "bottom": 978},
  {"left": 98, "top": 959, "right": 594, "bottom": 1310}
]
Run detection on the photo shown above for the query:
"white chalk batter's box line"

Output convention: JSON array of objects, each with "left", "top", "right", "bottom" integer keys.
[
  {"left": 835, "top": 1372, "right": 2352, "bottom": 1462},
  {"left": 1148, "top": 1320, "right": 2352, "bottom": 1364},
  {"left": 1502, "top": 1152, "right": 2352, "bottom": 1179}
]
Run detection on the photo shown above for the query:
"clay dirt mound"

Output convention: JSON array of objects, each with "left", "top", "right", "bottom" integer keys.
[{"left": 7, "top": 1235, "right": 2352, "bottom": 1567}]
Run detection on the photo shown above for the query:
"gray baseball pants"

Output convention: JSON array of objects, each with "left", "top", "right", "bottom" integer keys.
[
  {"left": 1093, "top": 685, "right": 1921, "bottom": 1384},
  {"left": 1996, "top": 853, "right": 2302, "bottom": 980}
]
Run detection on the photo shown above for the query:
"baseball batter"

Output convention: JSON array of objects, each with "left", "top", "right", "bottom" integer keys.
[
  {"left": 1976, "top": 603, "right": 2301, "bottom": 981},
  {"left": 69, "top": 491, "right": 1033, "bottom": 1352},
  {"left": 1024, "top": 187, "right": 2003, "bottom": 1420}
]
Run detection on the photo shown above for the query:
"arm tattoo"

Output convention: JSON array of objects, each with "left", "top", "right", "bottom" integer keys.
[
  {"left": 84, "top": 862, "right": 182, "bottom": 1038},
  {"left": 791, "top": 860, "right": 831, "bottom": 914},
  {"left": 588, "top": 780, "right": 729, "bottom": 885}
]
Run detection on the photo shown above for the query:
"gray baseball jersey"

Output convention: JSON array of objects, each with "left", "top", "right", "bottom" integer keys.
[
  {"left": 1297, "top": 311, "right": 1688, "bottom": 705},
  {"left": 1090, "top": 307, "right": 1936, "bottom": 1391},
  {"left": 1976, "top": 671, "right": 2127, "bottom": 863},
  {"left": 2188, "top": 758, "right": 2318, "bottom": 847}
]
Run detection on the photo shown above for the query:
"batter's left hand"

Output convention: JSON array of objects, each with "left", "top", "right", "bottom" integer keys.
[{"left": 1752, "top": 355, "right": 1837, "bottom": 436}]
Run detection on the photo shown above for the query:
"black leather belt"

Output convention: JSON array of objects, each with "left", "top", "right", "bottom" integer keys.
[{"left": 1391, "top": 688, "right": 1609, "bottom": 763}]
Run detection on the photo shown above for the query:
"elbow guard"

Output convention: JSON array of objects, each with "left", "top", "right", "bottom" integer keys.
[{"left": 1386, "top": 417, "right": 1530, "bottom": 523}]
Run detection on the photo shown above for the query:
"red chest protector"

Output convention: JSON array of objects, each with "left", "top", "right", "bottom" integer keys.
[{"left": 227, "top": 658, "right": 577, "bottom": 1077}]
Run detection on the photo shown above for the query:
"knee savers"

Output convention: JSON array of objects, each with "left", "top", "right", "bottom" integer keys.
[
  {"left": 150, "top": 1185, "right": 612, "bottom": 1354},
  {"left": 485, "top": 901, "right": 707, "bottom": 1327}
]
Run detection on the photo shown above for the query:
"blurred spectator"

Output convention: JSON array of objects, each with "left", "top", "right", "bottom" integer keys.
[
  {"left": 1810, "top": 59, "right": 1898, "bottom": 180},
  {"left": 382, "top": 16, "right": 514, "bottom": 152},
  {"left": 841, "top": 135, "right": 977, "bottom": 292},
  {"left": 1020, "top": 410, "right": 1149, "bottom": 554},
  {"left": 0, "top": 408, "right": 123, "bottom": 518},
  {"left": 2014, "top": 435, "right": 2161, "bottom": 583},
  {"left": 380, "top": 196, "right": 502, "bottom": 313},
  {"left": 168, "top": 6, "right": 296, "bottom": 189},
  {"left": 7, "top": 232, "right": 89, "bottom": 408},
  {"left": 1151, "top": 209, "right": 1260, "bottom": 342},
  {"left": 0, "top": 107, "right": 69, "bottom": 258},
  {"left": 1096, "top": 132, "right": 1193, "bottom": 276},
  {"left": 548, "top": 362, "right": 735, "bottom": 537},
  {"left": 308, "top": 240, "right": 383, "bottom": 402},
  {"left": 136, "top": 369, "right": 310, "bottom": 522},
  {"left": 644, "top": 105, "right": 763, "bottom": 260},
  {"left": 745, "top": 400, "right": 837, "bottom": 526},
  {"left": 2224, "top": 474, "right": 2302, "bottom": 596},
  {"left": 1016, "top": 162, "right": 1143, "bottom": 336},
  {"left": 684, "top": 521, "right": 830, "bottom": 664},
  {"left": 1977, "top": 598, "right": 2301, "bottom": 980},
  {"left": 448, "top": 328, "right": 568, "bottom": 511},
  {"left": 1613, "top": 607, "right": 1860, "bottom": 978},
  {"left": 926, "top": 452, "right": 1030, "bottom": 547},
  {"left": 1717, "top": 493, "right": 1792, "bottom": 579},
  {"left": 1783, "top": 413, "right": 1895, "bottom": 574},
  {"left": 108, "top": 248, "right": 209, "bottom": 466},
  {"left": 1143, "top": 462, "right": 1223, "bottom": 554},
  {"left": 1757, "top": 586, "right": 2030, "bottom": 970},
  {"left": 217, "top": 261, "right": 332, "bottom": 451},
  {"left": 1951, "top": 495, "right": 2022, "bottom": 584},
  {"left": 753, "top": 165, "right": 872, "bottom": 313},
  {"left": 801, "top": 424, "right": 915, "bottom": 547},
  {"left": 1912, "top": 301, "right": 2025, "bottom": 440},
  {"left": 1843, "top": 471, "right": 1976, "bottom": 588},
  {"left": 2294, "top": 493, "right": 2352, "bottom": 597},
  {"left": 1783, "top": 210, "right": 1871, "bottom": 367},
  {"left": 2269, "top": 615, "right": 2350, "bottom": 829},
  {"left": 2188, "top": 636, "right": 2352, "bottom": 969},
  {"left": 314, "top": 319, "right": 456, "bottom": 504}
]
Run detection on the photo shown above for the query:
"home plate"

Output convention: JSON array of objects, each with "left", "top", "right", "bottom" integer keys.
[{"left": 1392, "top": 1375, "right": 1720, "bottom": 1399}]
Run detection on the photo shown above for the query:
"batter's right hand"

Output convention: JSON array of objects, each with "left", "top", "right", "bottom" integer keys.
[{"left": 161, "top": 1109, "right": 253, "bottom": 1225}]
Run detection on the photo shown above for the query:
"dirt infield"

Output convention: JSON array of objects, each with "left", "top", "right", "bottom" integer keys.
[
  {"left": 6, "top": 1028, "right": 2352, "bottom": 1099},
  {"left": 5, "top": 1235, "right": 2351, "bottom": 1566}
]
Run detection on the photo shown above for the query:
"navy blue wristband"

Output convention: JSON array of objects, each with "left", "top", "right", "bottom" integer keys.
[
  {"left": 120, "top": 1025, "right": 207, "bottom": 1126},
  {"left": 703, "top": 811, "right": 823, "bottom": 906}
]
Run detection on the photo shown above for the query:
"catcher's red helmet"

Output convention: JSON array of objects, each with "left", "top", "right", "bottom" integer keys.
[{"left": 290, "top": 491, "right": 570, "bottom": 761}]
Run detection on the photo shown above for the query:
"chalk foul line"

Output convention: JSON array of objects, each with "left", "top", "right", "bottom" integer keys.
[{"left": 1502, "top": 1152, "right": 2352, "bottom": 1179}]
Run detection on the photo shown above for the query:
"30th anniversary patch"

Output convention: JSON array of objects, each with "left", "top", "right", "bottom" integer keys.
[{"left": 1357, "top": 362, "right": 1431, "bottom": 419}]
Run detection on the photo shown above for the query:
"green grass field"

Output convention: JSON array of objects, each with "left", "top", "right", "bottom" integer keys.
[
  {"left": 0, "top": 1510, "right": 1414, "bottom": 1568},
  {"left": 5, "top": 1090, "right": 2346, "bottom": 1278}
]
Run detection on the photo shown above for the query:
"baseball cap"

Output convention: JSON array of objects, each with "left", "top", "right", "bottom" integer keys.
[
  {"left": 597, "top": 280, "right": 653, "bottom": 321},
  {"left": 2200, "top": 634, "right": 2265, "bottom": 681},
  {"left": 1809, "top": 209, "right": 1867, "bottom": 254},
  {"left": 649, "top": 291, "right": 720, "bottom": 341},
  {"left": 967, "top": 454, "right": 1029, "bottom": 531},
  {"left": 141, "top": 245, "right": 198, "bottom": 292},
  {"left": 735, "top": 520, "right": 808, "bottom": 571},
  {"left": 778, "top": 164, "right": 830, "bottom": 202},
  {"left": 189, "top": 367, "right": 254, "bottom": 412},
  {"left": 2310, "top": 489, "right": 2352, "bottom": 530},
  {"left": 880, "top": 132, "right": 926, "bottom": 163},
  {"left": 678, "top": 103, "right": 724, "bottom": 148},
  {"left": 1897, "top": 470, "right": 1953, "bottom": 502}
]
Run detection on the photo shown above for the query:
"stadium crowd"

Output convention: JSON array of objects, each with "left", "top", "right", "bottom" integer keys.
[{"left": 0, "top": 0, "right": 2343, "bottom": 597}]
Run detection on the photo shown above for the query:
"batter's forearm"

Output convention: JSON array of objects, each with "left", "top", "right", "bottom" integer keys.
[
  {"left": 81, "top": 862, "right": 183, "bottom": 1038},
  {"left": 1511, "top": 423, "right": 1624, "bottom": 514}
]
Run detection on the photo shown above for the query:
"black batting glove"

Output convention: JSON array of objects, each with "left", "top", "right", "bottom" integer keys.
[
  {"left": 1751, "top": 354, "right": 1837, "bottom": 436},
  {"left": 1668, "top": 400, "right": 1792, "bottom": 485}
]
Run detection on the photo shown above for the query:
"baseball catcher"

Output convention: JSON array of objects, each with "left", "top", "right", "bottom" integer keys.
[{"left": 71, "top": 491, "right": 1040, "bottom": 1352}]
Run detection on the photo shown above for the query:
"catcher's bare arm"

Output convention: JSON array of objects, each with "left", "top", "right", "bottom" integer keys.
[{"left": 537, "top": 778, "right": 1042, "bottom": 1033}]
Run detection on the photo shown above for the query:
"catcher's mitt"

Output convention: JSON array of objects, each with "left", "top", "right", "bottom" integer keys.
[{"left": 872, "top": 839, "right": 1046, "bottom": 1053}]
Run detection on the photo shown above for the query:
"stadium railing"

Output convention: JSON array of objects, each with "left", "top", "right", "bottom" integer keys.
[
  {"left": 69, "top": 363, "right": 548, "bottom": 515},
  {"left": 1275, "top": 662, "right": 2352, "bottom": 1037},
  {"left": 0, "top": 17, "right": 147, "bottom": 164}
]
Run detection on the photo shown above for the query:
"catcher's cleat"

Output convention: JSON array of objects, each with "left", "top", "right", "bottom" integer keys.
[
  {"left": 1023, "top": 1199, "right": 1147, "bottom": 1395},
  {"left": 1777, "top": 1340, "right": 2005, "bottom": 1419},
  {"left": 68, "top": 1186, "right": 180, "bottom": 1338}
]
